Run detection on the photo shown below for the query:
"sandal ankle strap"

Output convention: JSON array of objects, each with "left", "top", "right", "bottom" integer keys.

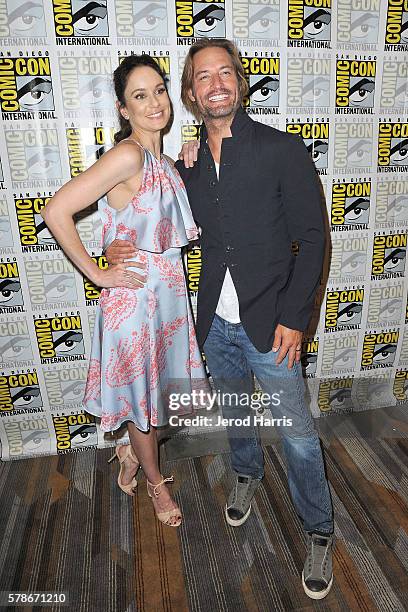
[{"left": 147, "top": 475, "right": 174, "bottom": 497}]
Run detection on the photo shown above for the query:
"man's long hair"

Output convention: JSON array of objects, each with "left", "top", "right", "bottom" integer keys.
[{"left": 181, "top": 38, "right": 248, "bottom": 120}]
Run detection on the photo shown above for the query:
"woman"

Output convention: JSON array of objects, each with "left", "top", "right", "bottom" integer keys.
[{"left": 41, "top": 55, "right": 208, "bottom": 527}]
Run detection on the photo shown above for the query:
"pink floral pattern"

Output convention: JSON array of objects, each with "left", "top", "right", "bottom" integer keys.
[
  {"left": 105, "top": 324, "right": 150, "bottom": 387},
  {"left": 150, "top": 316, "right": 187, "bottom": 389},
  {"left": 152, "top": 254, "right": 185, "bottom": 296},
  {"left": 84, "top": 358, "right": 101, "bottom": 402},
  {"left": 154, "top": 218, "right": 181, "bottom": 251},
  {"left": 100, "top": 289, "right": 138, "bottom": 331},
  {"left": 84, "top": 146, "right": 209, "bottom": 433}
]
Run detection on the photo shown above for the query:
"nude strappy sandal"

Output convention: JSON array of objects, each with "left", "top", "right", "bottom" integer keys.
[
  {"left": 146, "top": 475, "right": 182, "bottom": 527},
  {"left": 108, "top": 444, "right": 140, "bottom": 496}
]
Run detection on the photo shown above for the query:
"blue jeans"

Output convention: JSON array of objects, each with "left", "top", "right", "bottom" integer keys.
[{"left": 203, "top": 314, "right": 333, "bottom": 534}]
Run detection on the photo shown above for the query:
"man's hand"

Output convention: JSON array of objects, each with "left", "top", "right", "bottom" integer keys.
[
  {"left": 105, "top": 239, "right": 137, "bottom": 264},
  {"left": 178, "top": 140, "right": 200, "bottom": 168},
  {"left": 272, "top": 324, "right": 303, "bottom": 369}
]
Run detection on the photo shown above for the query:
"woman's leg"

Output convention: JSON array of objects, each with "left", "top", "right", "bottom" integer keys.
[{"left": 127, "top": 423, "right": 181, "bottom": 525}]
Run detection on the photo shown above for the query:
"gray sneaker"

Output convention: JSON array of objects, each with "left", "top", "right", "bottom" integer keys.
[
  {"left": 302, "top": 532, "right": 334, "bottom": 600},
  {"left": 225, "top": 474, "right": 261, "bottom": 527}
]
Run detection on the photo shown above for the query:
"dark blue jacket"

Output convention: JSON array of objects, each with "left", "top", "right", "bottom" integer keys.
[{"left": 175, "top": 107, "right": 325, "bottom": 352}]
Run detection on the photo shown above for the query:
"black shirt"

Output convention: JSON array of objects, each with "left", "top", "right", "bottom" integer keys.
[{"left": 175, "top": 107, "right": 325, "bottom": 352}]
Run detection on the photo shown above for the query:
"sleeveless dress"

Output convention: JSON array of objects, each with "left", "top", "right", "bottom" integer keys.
[{"left": 83, "top": 143, "right": 209, "bottom": 433}]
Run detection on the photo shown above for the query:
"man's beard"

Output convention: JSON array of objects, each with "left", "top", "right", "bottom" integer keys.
[{"left": 198, "top": 90, "right": 240, "bottom": 120}]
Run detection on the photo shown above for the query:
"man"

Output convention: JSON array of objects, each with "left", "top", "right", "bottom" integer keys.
[{"left": 106, "top": 38, "right": 334, "bottom": 600}]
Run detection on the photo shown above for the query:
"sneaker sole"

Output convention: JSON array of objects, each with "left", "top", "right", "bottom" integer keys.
[
  {"left": 224, "top": 503, "right": 252, "bottom": 527},
  {"left": 301, "top": 571, "right": 333, "bottom": 600}
]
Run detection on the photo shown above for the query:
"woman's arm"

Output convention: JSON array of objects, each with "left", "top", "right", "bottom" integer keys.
[{"left": 41, "top": 144, "right": 146, "bottom": 289}]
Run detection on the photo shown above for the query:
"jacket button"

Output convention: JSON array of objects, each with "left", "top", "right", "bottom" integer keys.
[
  {"left": 225, "top": 245, "right": 234, "bottom": 251},
  {"left": 221, "top": 262, "right": 227, "bottom": 267},
  {"left": 210, "top": 180, "right": 216, "bottom": 187},
  {"left": 207, "top": 164, "right": 212, "bottom": 170},
  {"left": 214, "top": 197, "right": 219, "bottom": 204}
]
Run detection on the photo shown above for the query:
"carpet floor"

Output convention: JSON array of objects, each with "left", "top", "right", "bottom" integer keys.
[{"left": 0, "top": 429, "right": 407, "bottom": 612}]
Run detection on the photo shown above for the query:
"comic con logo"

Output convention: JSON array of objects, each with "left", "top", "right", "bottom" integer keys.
[
  {"left": 330, "top": 235, "right": 368, "bottom": 281},
  {"left": 83, "top": 254, "right": 107, "bottom": 304},
  {"left": 0, "top": 319, "right": 33, "bottom": 366},
  {"left": 52, "top": 0, "right": 109, "bottom": 42},
  {"left": 0, "top": 56, "right": 55, "bottom": 119},
  {"left": 335, "top": 59, "right": 376, "bottom": 113},
  {"left": 321, "top": 334, "right": 358, "bottom": 374},
  {"left": 0, "top": 0, "right": 47, "bottom": 39},
  {"left": 59, "top": 54, "right": 113, "bottom": 115},
  {"left": 334, "top": 121, "right": 373, "bottom": 172},
  {"left": 367, "top": 283, "right": 404, "bottom": 327},
  {"left": 186, "top": 245, "right": 201, "bottom": 294},
  {"left": 176, "top": 0, "right": 225, "bottom": 42},
  {"left": 5, "top": 127, "right": 62, "bottom": 187},
  {"left": 0, "top": 370, "right": 43, "bottom": 413},
  {"left": 361, "top": 330, "right": 399, "bottom": 369},
  {"left": 324, "top": 287, "right": 364, "bottom": 332},
  {"left": 34, "top": 313, "right": 85, "bottom": 363},
  {"left": 384, "top": 0, "right": 408, "bottom": 49},
  {"left": 377, "top": 121, "right": 408, "bottom": 171},
  {"left": 300, "top": 337, "right": 318, "bottom": 377},
  {"left": 44, "top": 364, "right": 86, "bottom": 407},
  {"left": 317, "top": 377, "right": 353, "bottom": 413},
  {"left": 393, "top": 369, "right": 408, "bottom": 402},
  {"left": 14, "top": 195, "right": 59, "bottom": 252},
  {"left": 337, "top": 0, "right": 380, "bottom": 45},
  {"left": 371, "top": 232, "right": 407, "bottom": 279},
  {"left": 380, "top": 60, "right": 408, "bottom": 111},
  {"left": 53, "top": 412, "right": 97, "bottom": 453},
  {"left": 232, "top": 0, "right": 279, "bottom": 42},
  {"left": 241, "top": 56, "right": 279, "bottom": 114},
  {"left": 286, "top": 120, "right": 329, "bottom": 173},
  {"left": 286, "top": 56, "right": 330, "bottom": 111},
  {"left": 66, "top": 126, "right": 115, "bottom": 177},
  {"left": 4, "top": 416, "right": 50, "bottom": 457},
  {"left": 287, "top": 0, "right": 331, "bottom": 46},
  {"left": 25, "top": 257, "right": 78, "bottom": 310},
  {"left": 0, "top": 259, "right": 24, "bottom": 314},
  {"left": 116, "top": 0, "right": 168, "bottom": 39},
  {"left": 331, "top": 180, "right": 370, "bottom": 230}
]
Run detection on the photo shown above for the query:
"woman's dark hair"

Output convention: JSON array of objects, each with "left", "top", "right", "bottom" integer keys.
[{"left": 113, "top": 54, "right": 168, "bottom": 144}]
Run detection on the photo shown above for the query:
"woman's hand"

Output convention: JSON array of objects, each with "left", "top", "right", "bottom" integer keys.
[
  {"left": 94, "top": 261, "right": 146, "bottom": 289},
  {"left": 178, "top": 140, "right": 200, "bottom": 168}
]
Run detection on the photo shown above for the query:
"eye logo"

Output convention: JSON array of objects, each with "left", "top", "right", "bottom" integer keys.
[
  {"left": 286, "top": 121, "right": 329, "bottom": 172},
  {"left": 34, "top": 314, "right": 85, "bottom": 363},
  {"left": 1, "top": 0, "right": 47, "bottom": 38},
  {"left": 241, "top": 57, "right": 280, "bottom": 111},
  {"left": 337, "top": 1, "right": 380, "bottom": 46},
  {"left": 371, "top": 233, "right": 407, "bottom": 279},
  {"left": 176, "top": 0, "right": 225, "bottom": 40},
  {"left": 385, "top": 0, "right": 408, "bottom": 47},
  {"left": 287, "top": 0, "right": 332, "bottom": 45},
  {"left": 361, "top": 331, "right": 399, "bottom": 369},
  {"left": 317, "top": 378, "right": 353, "bottom": 413},
  {"left": 325, "top": 288, "right": 364, "bottom": 331},
  {"left": 52, "top": 0, "right": 109, "bottom": 40},
  {"left": 0, "top": 57, "right": 54, "bottom": 117},
  {"left": 331, "top": 181, "right": 371, "bottom": 229},
  {"left": 53, "top": 413, "right": 97, "bottom": 452},
  {"left": 335, "top": 60, "right": 376, "bottom": 112},
  {"left": 378, "top": 122, "right": 408, "bottom": 169}
]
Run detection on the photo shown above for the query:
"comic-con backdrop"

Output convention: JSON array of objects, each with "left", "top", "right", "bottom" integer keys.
[{"left": 0, "top": 0, "right": 407, "bottom": 460}]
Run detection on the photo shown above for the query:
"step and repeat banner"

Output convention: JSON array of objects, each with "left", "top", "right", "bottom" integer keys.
[{"left": 0, "top": 0, "right": 407, "bottom": 460}]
